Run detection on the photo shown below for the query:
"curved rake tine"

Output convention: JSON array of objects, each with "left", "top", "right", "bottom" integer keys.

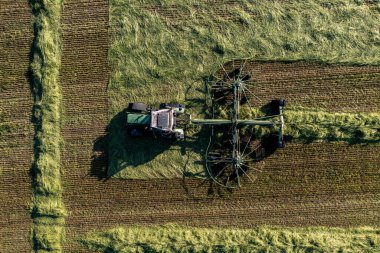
[
  {"left": 225, "top": 176, "right": 230, "bottom": 187},
  {"left": 213, "top": 76, "right": 225, "bottom": 83},
  {"left": 236, "top": 166, "right": 241, "bottom": 187},
  {"left": 241, "top": 158, "right": 260, "bottom": 163},
  {"left": 221, "top": 64, "right": 233, "bottom": 82},
  {"left": 206, "top": 159, "right": 228, "bottom": 166},
  {"left": 242, "top": 88, "right": 255, "bottom": 114},
  {"left": 213, "top": 78, "right": 230, "bottom": 87},
  {"left": 241, "top": 134, "right": 252, "bottom": 158},
  {"left": 237, "top": 60, "right": 247, "bottom": 80},
  {"left": 238, "top": 165, "right": 254, "bottom": 182},
  {"left": 226, "top": 123, "right": 233, "bottom": 135},
  {"left": 244, "top": 87, "right": 262, "bottom": 103},
  {"left": 242, "top": 74, "right": 251, "bottom": 81},
  {"left": 242, "top": 144, "right": 262, "bottom": 158},
  {"left": 214, "top": 96, "right": 225, "bottom": 102},
  {"left": 241, "top": 163, "right": 262, "bottom": 172},
  {"left": 220, "top": 102, "right": 232, "bottom": 115},
  {"left": 214, "top": 164, "right": 229, "bottom": 180}
]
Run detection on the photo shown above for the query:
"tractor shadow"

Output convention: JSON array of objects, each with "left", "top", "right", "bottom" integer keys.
[
  {"left": 90, "top": 79, "right": 284, "bottom": 198},
  {"left": 90, "top": 79, "right": 210, "bottom": 180}
]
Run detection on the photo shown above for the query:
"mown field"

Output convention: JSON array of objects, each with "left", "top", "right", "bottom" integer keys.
[
  {"left": 0, "top": 2, "right": 33, "bottom": 252},
  {"left": 63, "top": 1, "right": 380, "bottom": 252},
  {"left": 0, "top": 0, "right": 379, "bottom": 252}
]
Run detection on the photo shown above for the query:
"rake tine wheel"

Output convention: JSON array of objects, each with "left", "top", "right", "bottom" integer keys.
[
  {"left": 204, "top": 59, "right": 270, "bottom": 188},
  {"left": 200, "top": 59, "right": 286, "bottom": 188}
]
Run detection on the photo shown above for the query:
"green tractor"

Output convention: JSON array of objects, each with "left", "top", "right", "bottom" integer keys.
[
  {"left": 126, "top": 102, "right": 185, "bottom": 139},
  {"left": 125, "top": 59, "right": 286, "bottom": 188}
]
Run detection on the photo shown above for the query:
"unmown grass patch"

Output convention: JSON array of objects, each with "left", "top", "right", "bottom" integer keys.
[
  {"left": 29, "top": 0, "right": 65, "bottom": 252},
  {"left": 79, "top": 224, "right": 380, "bottom": 253},
  {"left": 109, "top": 0, "right": 380, "bottom": 179}
]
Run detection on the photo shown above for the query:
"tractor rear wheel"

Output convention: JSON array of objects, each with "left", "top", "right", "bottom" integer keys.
[
  {"left": 128, "top": 102, "right": 147, "bottom": 112},
  {"left": 129, "top": 128, "right": 144, "bottom": 137},
  {"left": 277, "top": 139, "right": 285, "bottom": 148},
  {"left": 271, "top": 99, "right": 286, "bottom": 114},
  {"left": 278, "top": 99, "right": 286, "bottom": 107},
  {"left": 272, "top": 99, "right": 286, "bottom": 107}
]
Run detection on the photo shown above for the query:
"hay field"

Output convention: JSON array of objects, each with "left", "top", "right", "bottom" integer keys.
[{"left": 0, "top": 0, "right": 379, "bottom": 252}]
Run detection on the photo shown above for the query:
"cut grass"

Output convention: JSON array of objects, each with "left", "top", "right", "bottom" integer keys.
[
  {"left": 108, "top": 0, "right": 380, "bottom": 179},
  {"left": 29, "top": 0, "right": 65, "bottom": 252},
  {"left": 241, "top": 106, "right": 380, "bottom": 144},
  {"left": 79, "top": 224, "right": 380, "bottom": 253}
]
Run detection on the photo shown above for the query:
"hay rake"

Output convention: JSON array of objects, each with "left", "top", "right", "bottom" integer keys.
[{"left": 192, "top": 60, "right": 285, "bottom": 188}]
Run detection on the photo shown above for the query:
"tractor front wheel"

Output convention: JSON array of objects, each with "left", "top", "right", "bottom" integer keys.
[
  {"left": 128, "top": 102, "right": 147, "bottom": 112},
  {"left": 277, "top": 139, "right": 285, "bottom": 148},
  {"left": 272, "top": 99, "right": 286, "bottom": 107},
  {"left": 129, "top": 128, "right": 144, "bottom": 137}
]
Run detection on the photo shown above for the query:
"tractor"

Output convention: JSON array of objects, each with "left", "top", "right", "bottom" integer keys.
[
  {"left": 125, "top": 59, "right": 286, "bottom": 188},
  {"left": 126, "top": 102, "right": 185, "bottom": 139}
]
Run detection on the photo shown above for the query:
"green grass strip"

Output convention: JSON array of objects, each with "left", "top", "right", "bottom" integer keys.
[
  {"left": 30, "top": 0, "right": 65, "bottom": 252},
  {"left": 79, "top": 224, "right": 380, "bottom": 253},
  {"left": 240, "top": 107, "right": 380, "bottom": 144}
]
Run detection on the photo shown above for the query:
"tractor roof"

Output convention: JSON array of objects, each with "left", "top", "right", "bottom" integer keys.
[{"left": 151, "top": 109, "right": 174, "bottom": 131}]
